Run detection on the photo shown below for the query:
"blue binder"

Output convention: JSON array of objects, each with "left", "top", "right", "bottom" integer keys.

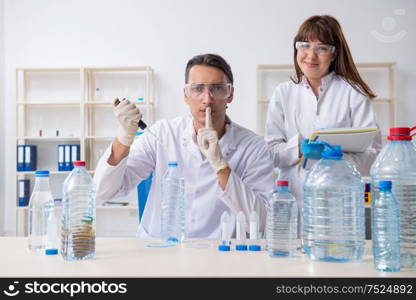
[
  {"left": 70, "top": 144, "right": 80, "bottom": 170},
  {"left": 64, "top": 144, "right": 71, "bottom": 171},
  {"left": 17, "top": 145, "right": 25, "bottom": 171},
  {"left": 24, "top": 145, "right": 37, "bottom": 171},
  {"left": 58, "top": 145, "right": 65, "bottom": 171},
  {"left": 18, "top": 179, "right": 30, "bottom": 206}
]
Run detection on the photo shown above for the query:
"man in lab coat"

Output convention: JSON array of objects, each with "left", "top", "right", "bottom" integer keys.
[{"left": 94, "top": 54, "right": 275, "bottom": 239}]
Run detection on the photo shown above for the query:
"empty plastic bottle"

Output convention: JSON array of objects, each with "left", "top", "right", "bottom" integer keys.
[
  {"left": 61, "top": 161, "right": 96, "bottom": 260},
  {"left": 303, "top": 145, "right": 365, "bottom": 262},
  {"left": 372, "top": 180, "right": 400, "bottom": 272},
  {"left": 28, "top": 170, "right": 54, "bottom": 253},
  {"left": 161, "top": 161, "right": 185, "bottom": 243},
  {"left": 370, "top": 126, "right": 416, "bottom": 268},
  {"left": 266, "top": 180, "right": 298, "bottom": 257}
]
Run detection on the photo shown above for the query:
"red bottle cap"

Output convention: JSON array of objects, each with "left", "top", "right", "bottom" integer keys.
[
  {"left": 277, "top": 180, "right": 289, "bottom": 186},
  {"left": 74, "top": 161, "right": 86, "bottom": 166},
  {"left": 388, "top": 126, "right": 416, "bottom": 141}
]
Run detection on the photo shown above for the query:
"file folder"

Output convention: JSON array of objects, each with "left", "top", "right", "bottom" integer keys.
[
  {"left": 58, "top": 145, "right": 65, "bottom": 171},
  {"left": 64, "top": 144, "right": 71, "bottom": 171},
  {"left": 24, "top": 145, "right": 37, "bottom": 171},
  {"left": 18, "top": 179, "right": 30, "bottom": 206},
  {"left": 70, "top": 144, "right": 80, "bottom": 170},
  {"left": 17, "top": 145, "right": 25, "bottom": 171}
]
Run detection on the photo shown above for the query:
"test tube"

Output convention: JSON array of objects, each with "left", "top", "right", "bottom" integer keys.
[
  {"left": 235, "top": 211, "right": 247, "bottom": 251},
  {"left": 249, "top": 211, "right": 261, "bottom": 251},
  {"left": 218, "top": 211, "right": 231, "bottom": 251}
]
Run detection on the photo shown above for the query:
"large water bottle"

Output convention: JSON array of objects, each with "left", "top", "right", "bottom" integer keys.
[
  {"left": 28, "top": 170, "right": 54, "bottom": 253},
  {"left": 370, "top": 126, "right": 416, "bottom": 268},
  {"left": 266, "top": 180, "right": 298, "bottom": 257},
  {"left": 372, "top": 180, "right": 400, "bottom": 272},
  {"left": 62, "top": 161, "right": 96, "bottom": 260},
  {"left": 303, "top": 145, "right": 365, "bottom": 262},
  {"left": 161, "top": 161, "right": 185, "bottom": 243}
]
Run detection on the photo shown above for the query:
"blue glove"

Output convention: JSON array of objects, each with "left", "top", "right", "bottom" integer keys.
[{"left": 301, "top": 139, "right": 326, "bottom": 160}]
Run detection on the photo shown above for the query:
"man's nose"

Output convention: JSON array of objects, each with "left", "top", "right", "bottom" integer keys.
[{"left": 201, "top": 88, "right": 214, "bottom": 104}]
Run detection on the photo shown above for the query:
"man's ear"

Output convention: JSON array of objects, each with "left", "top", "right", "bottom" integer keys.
[
  {"left": 184, "top": 87, "right": 190, "bottom": 105},
  {"left": 226, "top": 87, "right": 234, "bottom": 104}
]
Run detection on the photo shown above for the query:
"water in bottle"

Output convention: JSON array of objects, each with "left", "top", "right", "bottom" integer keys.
[
  {"left": 62, "top": 161, "right": 96, "bottom": 260},
  {"left": 161, "top": 161, "right": 185, "bottom": 243},
  {"left": 28, "top": 170, "right": 54, "bottom": 253},
  {"left": 266, "top": 180, "right": 298, "bottom": 257},
  {"left": 303, "top": 145, "right": 365, "bottom": 262},
  {"left": 370, "top": 126, "right": 416, "bottom": 268},
  {"left": 372, "top": 180, "right": 400, "bottom": 272}
]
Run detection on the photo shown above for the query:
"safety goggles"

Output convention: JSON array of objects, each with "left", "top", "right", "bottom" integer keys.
[
  {"left": 184, "top": 83, "right": 233, "bottom": 100},
  {"left": 295, "top": 41, "right": 336, "bottom": 56}
]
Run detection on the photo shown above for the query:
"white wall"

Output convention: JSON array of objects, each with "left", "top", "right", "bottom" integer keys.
[{"left": 2, "top": 0, "right": 416, "bottom": 235}]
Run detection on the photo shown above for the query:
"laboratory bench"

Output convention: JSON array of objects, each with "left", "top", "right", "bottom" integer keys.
[{"left": 1, "top": 237, "right": 415, "bottom": 278}]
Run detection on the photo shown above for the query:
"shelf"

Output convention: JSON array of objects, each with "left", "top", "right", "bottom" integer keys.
[
  {"left": 17, "top": 171, "right": 71, "bottom": 176},
  {"left": 16, "top": 136, "right": 81, "bottom": 141},
  {"left": 17, "top": 101, "right": 80, "bottom": 106},
  {"left": 85, "top": 136, "right": 114, "bottom": 140},
  {"left": 84, "top": 101, "right": 152, "bottom": 106},
  {"left": 16, "top": 205, "right": 138, "bottom": 211}
]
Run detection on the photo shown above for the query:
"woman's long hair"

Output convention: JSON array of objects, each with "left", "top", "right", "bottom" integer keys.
[{"left": 291, "top": 15, "right": 376, "bottom": 99}]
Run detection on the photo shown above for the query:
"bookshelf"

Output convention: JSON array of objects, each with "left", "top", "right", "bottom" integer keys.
[{"left": 14, "top": 66, "right": 154, "bottom": 236}]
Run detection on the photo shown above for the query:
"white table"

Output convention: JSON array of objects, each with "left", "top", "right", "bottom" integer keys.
[{"left": 1, "top": 237, "right": 415, "bottom": 278}]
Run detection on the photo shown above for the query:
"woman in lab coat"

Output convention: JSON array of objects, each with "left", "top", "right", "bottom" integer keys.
[{"left": 265, "top": 15, "right": 382, "bottom": 227}]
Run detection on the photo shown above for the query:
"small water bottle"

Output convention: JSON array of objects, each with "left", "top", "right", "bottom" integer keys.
[
  {"left": 235, "top": 211, "right": 247, "bottom": 251},
  {"left": 372, "top": 180, "right": 400, "bottom": 272},
  {"left": 266, "top": 180, "right": 298, "bottom": 257},
  {"left": 370, "top": 126, "right": 416, "bottom": 268},
  {"left": 161, "top": 161, "right": 185, "bottom": 243},
  {"left": 28, "top": 170, "right": 54, "bottom": 253},
  {"left": 304, "top": 145, "right": 365, "bottom": 262},
  {"left": 62, "top": 161, "right": 96, "bottom": 260}
]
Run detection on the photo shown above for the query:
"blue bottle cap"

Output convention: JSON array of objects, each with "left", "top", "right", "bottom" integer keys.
[
  {"left": 236, "top": 244, "right": 248, "bottom": 251},
  {"left": 218, "top": 244, "right": 230, "bottom": 251},
  {"left": 168, "top": 161, "right": 178, "bottom": 167},
  {"left": 322, "top": 145, "right": 343, "bottom": 160},
  {"left": 45, "top": 248, "right": 58, "bottom": 255},
  {"left": 248, "top": 245, "right": 261, "bottom": 251},
  {"left": 136, "top": 131, "right": 144, "bottom": 136},
  {"left": 379, "top": 180, "right": 392, "bottom": 191},
  {"left": 35, "top": 170, "right": 50, "bottom": 177}
]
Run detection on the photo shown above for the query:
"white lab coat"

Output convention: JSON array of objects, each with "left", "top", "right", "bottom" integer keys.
[
  {"left": 94, "top": 114, "right": 275, "bottom": 239},
  {"left": 265, "top": 72, "right": 382, "bottom": 227}
]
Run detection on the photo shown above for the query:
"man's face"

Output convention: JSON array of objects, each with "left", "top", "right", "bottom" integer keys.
[{"left": 184, "top": 65, "right": 233, "bottom": 129}]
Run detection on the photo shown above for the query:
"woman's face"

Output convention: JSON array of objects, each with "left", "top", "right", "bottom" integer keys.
[{"left": 296, "top": 40, "right": 336, "bottom": 82}]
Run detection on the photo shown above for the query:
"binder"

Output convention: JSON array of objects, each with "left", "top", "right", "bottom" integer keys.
[
  {"left": 301, "top": 127, "right": 378, "bottom": 169},
  {"left": 17, "top": 145, "right": 25, "bottom": 171},
  {"left": 58, "top": 145, "right": 65, "bottom": 171},
  {"left": 64, "top": 144, "right": 71, "bottom": 171},
  {"left": 24, "top": 145, "right": 37, "bottom": 171},
  {"left": 18, "top": 179, "right": 30, "bottom": 206},
  {"left": 70, "top": 144, "right": 80, "bottom": 170}
]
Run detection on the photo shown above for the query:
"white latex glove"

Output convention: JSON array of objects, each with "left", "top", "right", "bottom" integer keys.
[
  {"left": 113, "top": 98, "right": 142, "bottom": 146},
  {"left": 197, "top": 107, "right": 229, "bottom": 173}
]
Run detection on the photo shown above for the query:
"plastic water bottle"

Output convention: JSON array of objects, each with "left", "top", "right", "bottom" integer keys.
[
  {"left": 266, "top": 180, "right": 298, "bottom": 257},
  {"left": 372, "top": 180, "right": 400, "bottom": 272},
  {"left": 161, "top": 161, "right": 185, "bottom": 243},
  {"left": 28, "top": 170, "right": 54, "bottom": 253},
  {"left": 370, "top": 126, "right": 416, "bottom": 268},
  {"left": 62, "top": 161, "right": 96, "bottom": 260},
  {"left": 303, "top": 145, "right": 365, "bottom": 262}
]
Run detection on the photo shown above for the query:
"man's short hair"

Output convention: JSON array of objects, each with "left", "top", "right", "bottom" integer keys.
[{"left": 185, "top": 54, "right": 233, "bottom": 84}]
